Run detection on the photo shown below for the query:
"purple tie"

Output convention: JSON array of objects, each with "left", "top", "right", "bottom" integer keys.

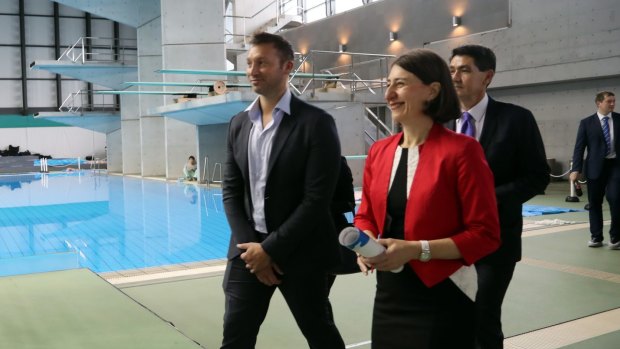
[{"left": 460, "top": 112, "right": 475, "bottom": 137}]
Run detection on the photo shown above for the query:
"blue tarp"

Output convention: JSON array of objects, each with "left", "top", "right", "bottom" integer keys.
[{"left": 522, "top": 204, "right": 584, "bottom": 217}]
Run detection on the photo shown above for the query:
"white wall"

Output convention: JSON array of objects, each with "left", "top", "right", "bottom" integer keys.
[{"left": 0, "top": 127, "right": 105, "bottom": 159}]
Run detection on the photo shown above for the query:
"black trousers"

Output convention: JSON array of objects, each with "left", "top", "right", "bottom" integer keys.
[
  {"left": 221, "top": 257, "right": 345, "bottom": 349},
  {"left": 587, "top": 159, "right": 620, "bottom": 242},
  {"left": 474, "top": 262, "right": 516, "bottom": 349},
  {"left": 372, "top": 265, "right": 475, "bottom": 349}
]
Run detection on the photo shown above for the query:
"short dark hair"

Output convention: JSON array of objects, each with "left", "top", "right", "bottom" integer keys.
[
  {"left": 392, "top": 49, "right": 460, "bottom": 122},
  {"left": 595, "top": 91, "right": 615, "bottom": 103},
  {"left": 250, "top": 32, "right": 294, "bottom": 64},
  {"left": 450, "top": 45, "right": 496, "bottom": 72}
]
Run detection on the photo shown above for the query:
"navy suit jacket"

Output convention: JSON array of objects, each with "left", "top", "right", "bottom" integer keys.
[
  {"left": 449, "top": 97, "right": 549, "bottom": 264},
  {"left": 222, "top": 94, "right": 342, "bottom": 273},
  {"left": 571, "top": 112, "right": 620, "bottom": 180}
]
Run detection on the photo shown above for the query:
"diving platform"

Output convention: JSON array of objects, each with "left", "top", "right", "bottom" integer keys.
[
  {"left": 30, "top": 60, "right": 137, "bottom": 90},
  {"left": 157, "top": 68, "right": 341, "bottom": 80},
  {"left": 34, "top": 111, "right": 120, "bottom": 134},
  {"left": 147, "top": 91, "right": 256, "bottom": 126}
]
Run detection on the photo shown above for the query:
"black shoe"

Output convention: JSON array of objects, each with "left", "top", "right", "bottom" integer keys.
[
  {"left": 584, "top": 203, "right": 590, "bottom": 210},
  {"left": 574, "top": 181, "right": 583, "bottom": 197},
  {"left": 588, "top": 239, "right": 603, "bottom": 247}
]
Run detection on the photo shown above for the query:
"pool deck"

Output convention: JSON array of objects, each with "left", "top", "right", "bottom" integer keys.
[{"left": 2, "top": 181, "right": 619, "bottom": 349}]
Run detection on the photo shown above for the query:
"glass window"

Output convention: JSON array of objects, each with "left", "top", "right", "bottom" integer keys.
[
  {"left": 305, "top": 0, "right": 325, "bottom": 8},
  {"left": 305, "top": 4, "right": 326, "bottom": 23},
  {"left": 335, "top": 0, "right": 362, "bottom": 14}
]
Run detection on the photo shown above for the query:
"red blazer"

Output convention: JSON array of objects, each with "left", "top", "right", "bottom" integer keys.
[{"left": 354, "top": 123, "right": 500, "bottom": 287}]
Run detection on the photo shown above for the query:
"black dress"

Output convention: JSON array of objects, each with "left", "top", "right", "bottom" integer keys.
[{"left": 371, "top": 147, "right": 475, "bottom": 349}]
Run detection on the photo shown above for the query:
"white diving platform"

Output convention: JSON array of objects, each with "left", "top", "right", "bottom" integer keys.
[
  {"left": 157, "top": 69, "right": 341, "bottom": 79},
  {"left": 147, "top": 89, "right": 384, "bottom": 127},
  {"left": 123, "top": 81, "right": 252, "bottom": 88},
  {"left": 30, "top": 60, "right": 137, "bottom": 90},
  {"left": 148, "top": 91, "right": 256, "bottom": 126},
  {"left": 34, "top": 112, "right": 121, "bottom": 134}
]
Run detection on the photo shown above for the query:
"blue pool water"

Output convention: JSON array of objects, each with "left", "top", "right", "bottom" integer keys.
[{"left": 0, "top": 172, "right": 230, "bottom": 277}]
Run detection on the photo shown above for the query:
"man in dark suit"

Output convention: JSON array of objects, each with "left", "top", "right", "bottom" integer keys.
[
  {"left": 449, "top": 45, "right": 550, "bottom": 349},
  {"left": 220, "top": 32, "right": 344, "bottom": 349},
  {"left": 570, "top": 91, "right": 619, "bottom": 249}
]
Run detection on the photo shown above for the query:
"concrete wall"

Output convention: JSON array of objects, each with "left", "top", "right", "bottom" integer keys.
[
  {"left": 137, "top": 9, "right": 166, "bottom": 177},
  {"left": 197, "top": 124, "right": 228, "bottom": 183},
  {"left": 106, "top": 128, "right": 122, "bottom": 172},
  {"left": 426, "top": 0, "right": 620, "bottom": 172},
  {"left": 0, "top": 126, "right": 105, "bottom": 159},
  {"left": 279, "top": 0, "right": 620, "bottom": 175},
  {"left": 160, "top": 0, "right": 226, "bottom": 180}
]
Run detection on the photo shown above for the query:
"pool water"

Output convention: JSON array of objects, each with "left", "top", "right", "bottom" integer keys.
[{"left": 0, "top": 172, "right": 230, "bottom": 277}]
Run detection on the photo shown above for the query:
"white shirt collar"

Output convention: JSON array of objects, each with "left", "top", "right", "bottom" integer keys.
[
  {"left": 463, "top": 93, "right": 489, "bottom": 122},
  {"left": 597, "top": 111, "right": 612, "bottom": 120},
  {"left": 246, "top": 89, "right": 292, "bottom": 123}
]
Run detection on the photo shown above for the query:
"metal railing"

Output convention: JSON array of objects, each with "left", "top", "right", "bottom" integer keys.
[
  {"left": 224, "top": 0, "right": 302, "bottom": 45},
  {"left": 290, "top": 50, "right": 395, "bottom": 96},
  {"left": 59, "top": 90, "right": 118, "bottom": 113},
  {"left": 365, "top": 106, "right": 393, "bottom": 137},
  {"left": 58, "top": 36, "right": 137, "bottom": 64}
]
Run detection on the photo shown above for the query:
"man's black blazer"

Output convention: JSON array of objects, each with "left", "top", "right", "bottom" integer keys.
[
  {"left": 449, "top": 97, "right": 549, "bottom": 265},
  {"left": 571, "top": 112, "right": 620, "bottom": 180},
  {"left": 222, "top": 94, "right": 342, "bottom": 273}
]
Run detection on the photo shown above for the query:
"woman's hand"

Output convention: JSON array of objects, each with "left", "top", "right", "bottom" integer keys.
[{"left": 363, "top": 238, "right": 415, "bottom": 271}]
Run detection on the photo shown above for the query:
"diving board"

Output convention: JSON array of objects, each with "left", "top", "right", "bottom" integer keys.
[
  {"left": 34, "top": 111, "right": 120, "bottom": 133},
  {"left": 93, "top": 90, "right": 211, "bottom": 96},
  {"left": 158, "top": 68, "right": 341, "bottom": 79},
  {"left": 123, "top": 81, "right": 251, "bottom": 88},
  {"left": 30, "top": 60, "right": 137, "bottom": 90}
]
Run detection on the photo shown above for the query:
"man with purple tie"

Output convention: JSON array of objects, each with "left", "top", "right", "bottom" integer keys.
[
  {"left": 448, "top": 45, "right": 550, "bottom": 349},
  {"left": 570, "top": 91, "right": 620, "bottom": 250}
]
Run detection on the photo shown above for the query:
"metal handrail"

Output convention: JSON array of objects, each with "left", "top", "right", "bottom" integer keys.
[
  {"left": 293, "top": 50, "right": 394, "bottom": 96},
  {"left": 365, "top": 107, "right": 392, "bottom": 136},
  {"left": 57, "top": 36, "right": 137, "bottom": 64},
  {"left": 59, "top": 90, "right": 118, "bottom": 113}
]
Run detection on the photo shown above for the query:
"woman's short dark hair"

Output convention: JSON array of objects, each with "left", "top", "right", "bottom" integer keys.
[
  {"left": 392, "top": 49, "right": 460, "bottom": 122},
  {"left": 250, "top": 32, "right": 294, "bottom": 64}
]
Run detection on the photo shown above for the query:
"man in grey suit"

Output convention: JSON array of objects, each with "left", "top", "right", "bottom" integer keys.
[
  {"left": 221, "top": 32, "right": 344, "bottom": 349},
  {"left": 449, "top": 45, "right": 550, "bottom": 349},
  {"left": 570, "top": 91, "right": 619, "bottom": 249}
]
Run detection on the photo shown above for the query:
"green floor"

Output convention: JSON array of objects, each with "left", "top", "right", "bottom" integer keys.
[
  {"left": 2, "top": 181, "right": 619, "bottom": 348},
  {"left": 0, "top": 269, "right": 202, "bottom": 349}
]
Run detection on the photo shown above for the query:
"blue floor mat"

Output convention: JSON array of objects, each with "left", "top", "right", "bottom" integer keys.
[{"left": 522, "top": 204, "right": 585, "bottom": 217}]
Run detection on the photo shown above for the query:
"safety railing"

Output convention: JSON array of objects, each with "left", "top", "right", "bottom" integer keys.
[
  {"left": 292, "top": 50, "right": 395, "bottom": 97},
  {"left": 364, "top": 106, "right": 393, "bottom": 137},
  {"left": 58, "top": 37, "right": 137, "bottom": 64},
  {"left": 59, "top": 90, "right": 118, "bottom": 113}
]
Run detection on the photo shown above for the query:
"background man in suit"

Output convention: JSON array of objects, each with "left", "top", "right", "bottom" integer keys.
[
  {"left": 570, "top": 91, "right": 619, "bottom": 249},
  {"left": 220, "top": 32, "right": 344, "bottom": 349},
  {"left": 449, "top": 45, "right": 550, "bottom": 349}
]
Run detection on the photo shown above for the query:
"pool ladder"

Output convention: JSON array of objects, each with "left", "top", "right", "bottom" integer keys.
[{"left": 202, "top": 156, "right": 222, "bottom": 187}]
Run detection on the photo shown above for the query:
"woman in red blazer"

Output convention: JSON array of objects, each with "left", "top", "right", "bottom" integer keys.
[{"left": 354, "top": 49, "right": 500, "bottom": 349}]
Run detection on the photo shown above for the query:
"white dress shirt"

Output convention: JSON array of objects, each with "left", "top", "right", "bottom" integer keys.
[{"left": 246, "top": 90, "right": 292, "bottom": 233}]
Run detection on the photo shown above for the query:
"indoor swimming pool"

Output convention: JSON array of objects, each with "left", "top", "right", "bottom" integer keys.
[{"left": 0, "top": 172, "right": 230, "bottom": 277}]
